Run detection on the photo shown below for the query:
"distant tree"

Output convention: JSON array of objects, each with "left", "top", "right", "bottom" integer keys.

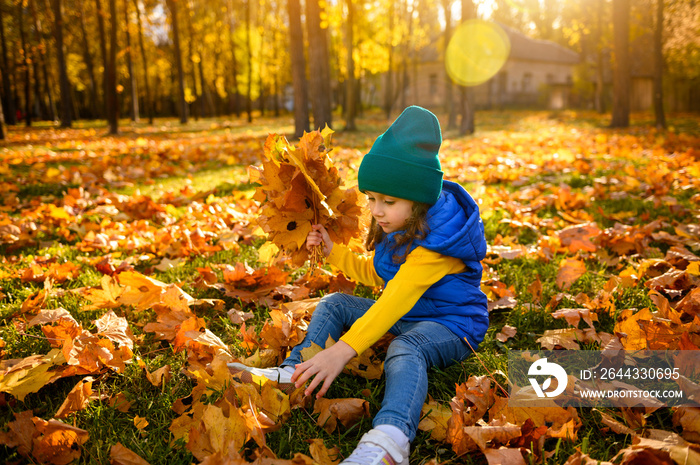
[
  {"left": 167, "top": 0, "right": 188, "bottom": 124},
  {"left": 124, "top": 0, "right": 139, "bottom": 122},
  {"left": 306, "top": 0, "right": 332, "bottom": 130},
  {"left": 95, "top": 0, "right": 109, "bottom": 119},
  {"left": 51, "top": 0, "right": 72, "bottom": 127},
  {"left": 594, "top": 0, "right": 606, "bottom": 114},
  {"left": 287, "top": 0, "right": 309, "bottom": 137},
  {"left": 442, "top": 0, "right": 456, "bottom": 129},
  {"left": 459, "top": 0, "right": 475, "bottom": 136},
  {"left": 653, "top": 0, "right": 665, "bottom": 129},
  {"left": 610, "top": 0, "right": 630, "bottom": 128},
  {"left": 106, "top": 0, "right": 119, "bottom": 134},
  {"left": 18, "top": 0, "right": 31, "bottom": 126},
  {"left": 0, "top": 2, "right": 16, "bottom": 125},
  {"left": 344, "top": 0, "right": 356, "bottom": 131},
  {"left": 77, "top": 1, "right": 99, "bottom": 118},
  {"left": 245, "top": 0, "right": 252, "bottom": 122},
  {"left": 0, "top": 68, "right": 5, "bottom": 138},
  {"left": 133, "top": 0, "right": 153, "bottom": 123},
  {"left": 30, "top": 0, "right": 55, "bottom": 121},
  {"left": 225, "top": 0, "right": 241, "bottom": 117},
  {"left": 383, "top": 0, "right": 395, "bottom": 120}
]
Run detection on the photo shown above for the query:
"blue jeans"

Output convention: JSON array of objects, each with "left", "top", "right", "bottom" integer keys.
[{"left": 281, "top": 293, "right": 473, "bottom": 442}]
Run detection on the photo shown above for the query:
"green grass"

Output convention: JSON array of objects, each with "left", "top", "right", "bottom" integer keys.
[{"left": 1, "top": 110, "right": 699, "bottom": 464}]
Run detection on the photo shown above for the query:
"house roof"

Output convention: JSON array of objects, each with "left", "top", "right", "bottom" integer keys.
[
  {"left": 417, "top": 23, "right": 579, "bottom": 66},
  {"left": 499, "top": 24, "right": 580, "bottom": 65}
]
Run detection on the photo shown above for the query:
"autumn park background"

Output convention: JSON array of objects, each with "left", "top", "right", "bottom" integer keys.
[{"left": 1, "top": 0, "right": 700, "bottom": 463}]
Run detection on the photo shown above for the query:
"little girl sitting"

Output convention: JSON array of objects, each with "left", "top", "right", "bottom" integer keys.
[{"left": 230, "top": 105, "right": 488, "bottom": 465}]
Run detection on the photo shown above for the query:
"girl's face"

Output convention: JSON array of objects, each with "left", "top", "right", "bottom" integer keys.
[{"left": 366, "top": 191, "right": 414, "bottom": 234}]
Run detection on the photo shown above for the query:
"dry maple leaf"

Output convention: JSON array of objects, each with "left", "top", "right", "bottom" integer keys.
[
  {"left": 556, "top": 258, "right": 587, "bottom": 290},
  {"left": 0, "top": 411, "right": 90, "bottom": 465},
  {"left": 54, "top": 377, "right": 102, "bottom": 419},
  {"left": 418, "top": 398, "right": 453, "bottom": 441},
  {"left": 496, "top": 325, "right": 517, "bottom": 342},
  {"left": 145, "top": 364, "right": 172, "bottom": 387},
  {"left": 248, "top": 129, "right": 362, "bottom": 266},
  {"left": 313, "top": 398, "right": 370, "bottom": 434},
  {"left": 556, "top": 222, "right": 601, "bottom": 253},
  {"left": 307, "top": 438, "right": 340, "bottom": 465},
  {"left": 0, "top": 350, "right": 66, "bottom": 401},
  {"left": 109, "top": 442, "right": 151, "bottom": 465},
  {"left": 94, "top": 310, "right": 135, "bottom": 350},
  {"left": 81, "top": 275, "right": 123, "bottom": 311}
]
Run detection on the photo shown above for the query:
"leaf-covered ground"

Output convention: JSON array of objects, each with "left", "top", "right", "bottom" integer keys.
[{"left": 1, "top": 111, "right": 699, "bottom": 464}]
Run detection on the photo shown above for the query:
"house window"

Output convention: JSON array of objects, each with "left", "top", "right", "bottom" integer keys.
[
  {"left": 522, "top": 72, "right": 532, "bottom": 92},
  {"left": 429, "top": 74, "right": 438, "bottom": 96}
]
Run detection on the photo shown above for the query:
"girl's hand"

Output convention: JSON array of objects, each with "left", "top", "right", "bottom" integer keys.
[
  {"left": 306, "top": 224, "right": 334, "bottom": 257},
  {"left": 291, "top": 341, "right": 357, "bottom": 398}
]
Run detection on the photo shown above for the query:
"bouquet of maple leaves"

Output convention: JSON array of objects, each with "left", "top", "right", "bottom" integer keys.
[{"left": 248, "top": 127, "right": 364, "bottom": 266}]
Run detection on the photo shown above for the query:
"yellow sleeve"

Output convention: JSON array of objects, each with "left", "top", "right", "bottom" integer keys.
[
  {"left": 326, "top": 244, "right": 384, "bottom": 287},
  {"left": 339, "top": 246, "right": 466, "bottom": 355}
]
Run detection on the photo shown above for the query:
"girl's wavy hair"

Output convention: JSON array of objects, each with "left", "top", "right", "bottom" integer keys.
[{"left": 365, "top": 201, "right": 431, "bottom": 263}]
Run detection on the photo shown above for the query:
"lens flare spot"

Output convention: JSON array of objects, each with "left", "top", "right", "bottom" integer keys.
[{"left": 445, "top": 20, "right": 510, "bottom": 87}]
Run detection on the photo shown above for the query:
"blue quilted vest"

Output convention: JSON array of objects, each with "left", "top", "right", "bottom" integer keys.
[{"left": 373, "top": 180, "right": 489, "bottom": 348}]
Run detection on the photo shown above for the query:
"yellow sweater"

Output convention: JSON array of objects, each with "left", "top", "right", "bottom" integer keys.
[{"left": 327, "top": 244, "right": 466, "bottom": 355}]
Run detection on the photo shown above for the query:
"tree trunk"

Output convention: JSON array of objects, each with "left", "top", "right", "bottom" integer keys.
[
  {"left": 383, "top": 0, "right": 394, "bottom": 120},
  {"left": 124, "top": 0, "right": 139, "bottom": 122},
  {"left": 96, "top": 0, "right": 109, "bottom": 120},
  {"left": 51, "top": 0, "right": 71, "bottom": 127},
  {"left": 166, "top": 0, "right": 188, "bottom": 123},
  {"left": 0, "top": 73, "right": 5, "bottom": 138},
  {"left": 594, "top": 0, "right": 605, "bottom": 114},
  {"left": 443, "top": 0, "right": 456, "bottom": 129},
  {"left": 245, "top": 0, "right": 252, "bottom": 122},
  {"left": 653, "top": 0, "right": 665, "bottom": 129},
  {"left": 287, "top": 0, "right": 309, "bottom": 137},
  {"left": 459, "top": 0, "right": 476, "bottom": 135},
  {"left": 77, "top": 2, "right": 99, "bottom": 119},
  {"left": 184, "top": 0, "right": 200, "bottom": 120},
  {"left": 133, "top": 0, "right": 153, "bottom": 123},
  {"left": 30, "top": 0, "right": 55, "bottom": 121},
  {"left": 225, "top": 0, "right": 240, "bottom": 117},
  {"left": 610, "top": 0, "right": 630, "bottom": 128},
  {"left": 0, "top": 3, "right": 16, "bottom": 125},
  {"left": 18, "top": 1, "right": 31, "bottom": 126},
  {"left": 399, "top": 0, "right": 409, "bottom": 111},
  {"left": 344, "top": 0, "right": 356, "bottom": 131},
  {"left": 306, "top": 0, "right": 332, "bottom": 130},
  {"left": 106, "top": 0, "right": 119, "bottom": 134}
]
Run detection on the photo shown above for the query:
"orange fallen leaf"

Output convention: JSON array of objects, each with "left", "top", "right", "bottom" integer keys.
[
  {"left": 556, "top": 258, "right": 587, "bottom": 290},
  {"left": 81, "top": 275, "right": 123, "bottom": 311},
  {"left": 110, "top": 442, "right": 151, "bottom": 465},
  {"left": 496, "top": 325, "right": 517, "bottom": 342},
  {"left": 54, "top": 377, "right": 96, "bottom": 419},
  {"left": 0, "top": 413, "right": 91, "bottom": 465},
  {"left": 145, "top": 365, "right": 171, "bottom": 387},
  {"left": 313, "top": 398, "right": 370, "bottom": 434},
  {"left": 134, "top": 416, "right": 149, "bottom": 430},
  {"left": 307, "top": 438, "right": 340, "bottom": 465}
]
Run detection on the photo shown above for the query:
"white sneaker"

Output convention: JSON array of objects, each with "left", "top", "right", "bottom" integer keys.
[
  {"left": 227, "top": 362, "right": 296, "bottom": 393},
  {"left": 341, "top": 429, "right": 410, "bottom": 465}
]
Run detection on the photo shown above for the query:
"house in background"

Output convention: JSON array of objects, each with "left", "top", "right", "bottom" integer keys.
[{"left": 366, "top": 24, "right": 580, "bottom": 112}]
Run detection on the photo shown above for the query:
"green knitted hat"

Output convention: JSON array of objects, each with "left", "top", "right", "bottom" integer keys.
[{"left": 358, "top": 106, "right": 443, "bottom": 205}]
